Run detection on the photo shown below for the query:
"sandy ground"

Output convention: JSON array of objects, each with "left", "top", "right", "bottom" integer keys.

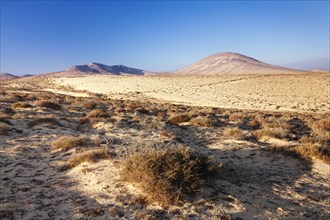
[
  {"left": 1, "top": 76, "right": 330, "bottom": 219},
  {"left": 51, "top": 73, "right": 330, "bottom": 113}
]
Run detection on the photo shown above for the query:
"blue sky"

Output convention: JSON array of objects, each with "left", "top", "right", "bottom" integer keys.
[{"left": 1, "top": 0, "right": 329, "bottom": 75}]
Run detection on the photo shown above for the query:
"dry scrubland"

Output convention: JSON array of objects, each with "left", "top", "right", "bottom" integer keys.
[
  {"left": 51, "top": 73, "right": 330, "bottom": 113},
  {"left": 0, "top": 74, "right": 330, "bottom": 219}
]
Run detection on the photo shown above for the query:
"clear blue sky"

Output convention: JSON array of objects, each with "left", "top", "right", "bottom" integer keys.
[{"left": 1, "top": 0, "right": 329, "bottom": 75}]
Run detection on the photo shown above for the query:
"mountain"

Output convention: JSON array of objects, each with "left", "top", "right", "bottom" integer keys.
[
  {"left": 283, "top": 58, "right": 329, "bottom": 71},
  {"left": 64, "top": 63, "right": 154, "bottom": 76},
  {"left": 0, "top": 73, "right": 20, "bottom": 80},
  {"left": 174, "top": 52, "right": 300, "bottom": 75}
]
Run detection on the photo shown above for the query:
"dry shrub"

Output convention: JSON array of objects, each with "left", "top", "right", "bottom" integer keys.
[
  {"left": 121, "top": 147, "right": 216, "bottom": 206},
  {"left": 223, "top": 128, "right": 245, "bottom": 139},
  {"left": 252, "top": 127, "right": 289, "bottom": 140},
  {"left": 228, "top": 113, "right": 244, "bottom": 122},
  {"left": 190, "top": 116, "right": 215, "bottom": 127},
  {"left": 82, "top": 102, "right": 97, "bottom": 109},
  {"left": 63, "top": 147, "right": 109, "bottom": 169},
  {"left": 11, "top": 102, "right": 32, "bottom": 109},
  {"left": 156, "top": 111, "right": 167, "bottom": 120},
  {"left": 270, "top": 144, "right": 330, "bottom": 164},
  {"left": 51, "top": 135, "right": 90, "bottom": 151},
  {"left": 300, "top": 135, "right": 316, "bottom": 144},
  {"left": 0, "top": 107, "right": 15, "bottom": 115},
  {"left": 29, "top": 117, "right": 62, "bottom": 127},
  {"left": 159, "top": 130, "right": 175, "bottom": 138},
  {"left": 37, "top": 101, "right": 62, "bottom": 110},
  {"left": 86, "top": 109, "right": 110, "bottom": 118},
  {"left": 168, "top": 114, "right": 190, "bottom": 125},
  {"left": 308, "top": 118, "right": 330, "bottom": 142},
  {"left": 0, "top": 123, "right": 8, "bottom": 135}
]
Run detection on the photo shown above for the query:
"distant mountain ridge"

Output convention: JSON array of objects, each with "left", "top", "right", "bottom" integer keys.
[
  {"left": 3, "top": 52, "right": 311, "bottom": 78},
  {"left": 174, "top": 52, "right": 300, "bottom": 75},
  {"left": 64, "top": 63, "right": 153, "bottom": 75}
]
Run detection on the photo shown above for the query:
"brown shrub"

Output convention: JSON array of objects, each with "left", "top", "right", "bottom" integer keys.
[
  {"left": 121, "top": 147, "right": 217, "bottom": 206},
  {"left": 156, "top": 111, "right": 167, "bottom": 120},
  {"left": 86, "top": 109, "right": 110, "bottom": 118},
  {"left": 270, "top": 144, "right": 330, "bottom": 164},
  {"left": 51, "top": 135, "right": 90, "bottom": 151},
  {"left": 228, "top": 113, "right": 244, "bottom": 122},
  {"left": 29, "top": 117, "right": 62, "bottom": 127},
  {"left": 190, "top": 116, "right": 216, "bottom": 127},
  {"left": 82, "top": 102, "right": 97, "bottom": 109},
  {"left": 0, "top": 123, "right": 9, "bottom": 135},
  {"left": 168, "top": 114, "right": 190, "bottom": 125},
  {"left": 252, "top": 127, "right": 289, "bottom": 140},
  {"left": 11, "top": 102, "right": 32, "bottom": 109},
  {"left": 37, "top": 101, "right": 62, "bottom": 110},
  {"left": 309, "top": 118, "right": 330, "bottom": 142},
  {"left": 223, "top": 128, "right": 245, "bottom": 139},
  {"left": 63, "top": 147, "right": 109, "bottom": 169}
]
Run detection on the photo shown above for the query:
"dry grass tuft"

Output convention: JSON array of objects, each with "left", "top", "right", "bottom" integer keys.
[
  {"left": 121, "top": 147, "right": 217, "bottom": 206},
  {"left": 0, "top": 122, "right": 9, "bottom": 135},
  {"left": 29, "top": 117, "right": 62, "bottom": 127},
  {"left": 11, "top": 102, "right": 32, "bottom": 109},
  {"left": 82, "top": 102, "right": 97, "bottom": 109},
  {"left": 190, "top": 116, "right": 216, "bottom": 127},
  {"left": 63, "top": 147, "right": 109, "bottom": 169},
  {"left": 51, "top": 135, "right": 90, "bottom": 151},
  {"left": 308, "top": 118, "right": 330, "bottom": 143},
  {"left": 223, "top": 128, "right": 246, "bottom": 139},
  {"left": 252, "top": 127, "right": 289, "bottom": 140},
  {"left": 86, "top": 109, "right": 110, "bottom": 118},
  {"left": 168, "top": 114, "right": 190, "bottom": 125},
  {"left": 270, "top": 144, "right": 330, "bottom": 164},
  {"left": 37, "top": 101, "right": 62, "bottom": 110}
]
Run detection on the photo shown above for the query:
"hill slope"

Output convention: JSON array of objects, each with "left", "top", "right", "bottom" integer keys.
[
  {"left": 0, "top": 73, "right": 20, "bottom": 80},
  {"left": 174, "top": 52, "right": 300, "bottom": 75}
]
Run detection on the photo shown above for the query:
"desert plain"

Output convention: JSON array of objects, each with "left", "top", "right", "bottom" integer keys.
[{"left": 1, "top": 71, "right": 330, "bottom": 219}]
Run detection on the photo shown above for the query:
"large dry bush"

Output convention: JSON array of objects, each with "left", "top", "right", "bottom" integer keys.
[
  {"left": 11, "top": 102, "right": 32, "bottom": 109},
  {"left": 121, "top": 147, "right": 217, "bottom": 206},
  {"left": 51, "top": 135, "right": 91, "bottom": 151},
  {"left": 168, "top": 114, "right": 190, "bottom": 125}
]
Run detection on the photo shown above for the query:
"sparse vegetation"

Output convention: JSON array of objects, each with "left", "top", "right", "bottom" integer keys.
[
  {"left": 11, "top": 102, "right": 32, "bottom": 109},
  {"left": 63, "top": 147, "right": 109, "bottom": 169},
  {"left": 168, "top": 114, "right": 190, "bottom": 125},
  {"left": 252, "top": 127, "right": 289, "bottom": 140},
  {"left": 37, "top": 100, "right": 62, "bottom": 110},
  {"left": 86, "top": 109, "right": 110, "bottom": 118},
  {"left": 223, "top": 128, "right": 246, "bottom": 139},
  {"left": 121, "top": 147, "right": 217, "bottom": 206},
  {"left": 29, "top": 117, "right": 62, "bottom": 127},
  {"left": 0, "top": 122, "right": 9, "bottom": 135},
  {"left": 51, "top": 135, "right": 91, "bottom": 151},
  {"left": 270, "top": 144, "right": 330, "bottom": 163},
  {"left": 190, "top": 116, "right": 216, "bottom": 127},
  {"left": 82, "top": 102, "right": 97, "bottom": 109}
]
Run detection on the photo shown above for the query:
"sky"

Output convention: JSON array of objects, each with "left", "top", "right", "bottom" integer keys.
[{"left": 1, "top": 0, "right": 329, "bottom": 75}]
